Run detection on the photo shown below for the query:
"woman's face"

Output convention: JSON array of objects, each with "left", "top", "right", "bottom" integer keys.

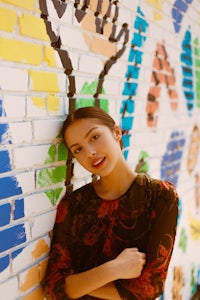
[{"left": 64, "top": 118, "right": 122, "bottom": 176}]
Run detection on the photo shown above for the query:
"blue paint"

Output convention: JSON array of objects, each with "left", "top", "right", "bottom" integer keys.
[
  {"left": 180, "top": 29, "right": 194, "bottom": 115},
  {"left": 120, "top": 6, "right": 149, "bottom": 159},
  {"left": 12, "top": 247, "right": 24, "bottom": 260},
  {"left": 0, "top": 255, "right": 9, "bottom": 272},
  {"left": 0, "top": 123, "right": 11, "bottom": 144},
  {"left": 160, "top": 131, "right": 185, "bottom": 187},
  {"left": 125, "top": 65, "right": 140, "bottom": 80},
  {"left": 14, "top": 199, "right": 25, "bottom": 220},
  {"left": 122, "top": 82, "right": 138, "bottom": 96},
  {"left": 0, "top": 176, "right": 22, "bottom": 200},
  {"left": 174, "top": 0, "right": 188, "bottom": 12},
  {"left": 0, "top": 203, "right": 11, "bottom": 227},
  {"left": 172, "top": 0, "right": 194, "bottom": 33},
  {"left": 0, "top": 224, "right": 26, "bottom": 253},
  {"left": 0, "top": 98, "right": 26, "bottom": 273},
  {"left": 0, "top": 150, "right": 12, "bottom": 173}
]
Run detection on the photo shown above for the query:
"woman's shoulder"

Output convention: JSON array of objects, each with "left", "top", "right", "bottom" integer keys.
[
  {"left": 60, "top": 182, "right": 95, "bottom": 207},
  {"left": 134, "top": 173, "right": 178, "bottom": 203}
]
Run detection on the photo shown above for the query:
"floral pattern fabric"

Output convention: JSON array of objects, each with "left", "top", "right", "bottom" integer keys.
[{"left": 42, "top": 173, "right": 179, "bottom": 300}]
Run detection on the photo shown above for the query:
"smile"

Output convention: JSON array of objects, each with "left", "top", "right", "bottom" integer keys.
[{"left": 92, "top": 157, "right": 105, "bottom": 169}]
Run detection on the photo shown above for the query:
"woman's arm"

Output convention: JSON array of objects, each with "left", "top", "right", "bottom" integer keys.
[
  {"left": 65, "top": 248, "right": 146, "bottom": 299},
  {"left": 115, "top": 180, "right": 179, "bottom": 300}
]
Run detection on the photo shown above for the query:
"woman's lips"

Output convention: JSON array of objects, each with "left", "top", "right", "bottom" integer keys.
[{"left": 92, "top": 157, "right": 105, "bottom": 169}]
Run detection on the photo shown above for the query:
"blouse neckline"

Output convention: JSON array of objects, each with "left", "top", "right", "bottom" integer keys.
[{"left": 90, "top": 173, "right": 140, "bottom": 202}]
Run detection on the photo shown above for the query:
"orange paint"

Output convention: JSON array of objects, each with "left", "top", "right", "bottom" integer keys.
[
  {"left": 32, "top": 239, "right": 49, "bottom": 260},
  {"left": 22, "top": 287, "right": 45, "bottom": 300},
  {"left": 146, "top": 42, "right": 178, "bottom": 127},
  {"left": 20, "top": 265, "right": 40, "bottom": 292}
]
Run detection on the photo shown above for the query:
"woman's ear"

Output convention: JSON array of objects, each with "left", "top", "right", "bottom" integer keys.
[{"left": 113, "top": 124, "right": 122, "bottom": 141}]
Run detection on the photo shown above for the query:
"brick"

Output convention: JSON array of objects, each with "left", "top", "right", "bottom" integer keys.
[
  {"left": 0, "top": 223, "right": 26, "bottom": 252},
  {"left": 0, "top": 203, "right": 11, "bottom": 226},
  {"left": 79, "top": 55, "right": 103, "bottom": 75},
  {"left": 90, "top": 36, "right": 116, "bottom": 57},
  {"left": 12, "top": 236, "right": 50, "bottom": 274},
  {"left": 3, "top": 0, "right": 35, "bottom": 11},
  {"left": 0, "top": 276, "right": 19, "bottom": 300},
  {"left": 19, "top": 14, "right": 50, "bottom": 41},
  {"left": 33, "top": 119, "right": 63, "bottom": 141},
  {"left": 29, "top": 70, "right": 60, "bottom": 92},
  {"left": 24, "top": 193, "right": 53, "bottom": 216},
  {"left": 47, "top": 95, "right": 62, "bottom": 114},
  {"left": 9, "top": 122, "right": 32, "bottom": 144},
  {"left": 0, "top": 150, "right": 11, "bottom": 173},
  {"left": 44, "top": 46, "right": 57, "bottom": 67},
  {"left": 0, "top": 7, "right": 17, "bottom": 32},
  {"left": 0, "top": 67, "right": 28, "bottom": 91},
  {"left": 4, "top": 95, "right": 26, "bottom": 118},
  {"left": 0, "top": 176, "right": 22, "bottom": 200},
  {"left": 39, "top": 257, "right": 48, "bottom": 281},
  {"left": 22, "top": 286, "right": 45, "bottom": 300},
  {"left": 0, "top": 37, "right": 42, "bottom": 65},
  {"left": 27, "top": 97, "right": 47, "bottom": 117},
  {"left": 14, "top": 145, "right": 51, "bottom": 169},
  {"left": 31, "top": 210, "right": 56, "bottom": 238},
  {"left": 19, "top": 264, "right": 40, "bottom": 292},
  {"left": 60, "top": 25, "right": 89, "bottom": 50},
  {"left": 16, "top": 171, "right": 35, "bottom": 194}
]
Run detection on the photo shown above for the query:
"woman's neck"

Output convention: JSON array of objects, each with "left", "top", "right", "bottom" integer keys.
[{"left": 93, "top": 161, "right": 137, "bottom": 200}]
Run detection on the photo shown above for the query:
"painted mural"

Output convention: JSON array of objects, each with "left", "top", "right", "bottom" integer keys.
[{"left": 0, "top": 0, "right": 200, "bottom": 299}]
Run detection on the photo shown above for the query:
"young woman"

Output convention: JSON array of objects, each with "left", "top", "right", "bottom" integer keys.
[{"left": 42, "top": 106, "right": 179, "bottom": 300}]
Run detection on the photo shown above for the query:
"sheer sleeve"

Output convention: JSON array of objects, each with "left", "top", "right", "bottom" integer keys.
[
  {"left": 41, "top": 195, "right": 75, "bottom": 300},
  {"left": 115, "top": 180, "right": 179, "bottom": 300}
]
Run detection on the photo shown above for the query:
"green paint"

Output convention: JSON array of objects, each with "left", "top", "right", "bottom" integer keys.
[
  {"left": 179, "top": 227, "right": 187, "bottom": 253},
  {"left": 135, "top": 150, "right": 149, "bottom": 174},
  {"left": 76, "top": 80, "right": 109, "bottom": 112},
  {"left": 38, "top": 141, "right": 68, "bottom": 205},
  {"left": 38, "top": 80, "right": 109, "bottom": 205}
]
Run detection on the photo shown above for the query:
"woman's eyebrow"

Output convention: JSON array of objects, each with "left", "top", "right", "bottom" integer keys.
[{"left": 69, "top": 126, "right": 99, "bottom": 149}]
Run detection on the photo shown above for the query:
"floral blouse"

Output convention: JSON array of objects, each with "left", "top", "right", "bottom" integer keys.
[{"left": 42, "top": 173, "right": 179, "bottom": 300}]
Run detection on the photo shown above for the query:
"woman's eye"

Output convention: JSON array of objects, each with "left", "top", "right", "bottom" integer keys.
[
  {"left": 92, "top": 135, "right": 99, "bottom": 141},
  {"left": 74, "top": 147, "right": 81, "bottom": 154}
]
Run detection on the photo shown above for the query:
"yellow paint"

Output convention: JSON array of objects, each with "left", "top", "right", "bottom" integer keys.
[
  {"left": 145, "top": 0, "right": 163, "bottom": 21},
  {"left": 31, "top": 97, "right": 45, "bottom": 109},
  {"left": 2, "top": 0, "right": 35, "bottom": 11},
  {"left": 22, "top": 287, "right": 45, "bottom": 300},
  {"left": 153, "top": 11, "right": 163, "bottom": 21},
  {"left": 189, "top": 212, "right": 200, "bottom": 240},
  {"left": 0, "top": 7, "right": 17, "bottom": 32},
  {"left": 0, "top": 37, "right": 42, "bottom": 65},
  {"left": 44, "top": 46, "right": 57, "bottom": 67},
  {"left": 32, "top": 239, "right": 49, "bottom": 260},
  {"left": 145, "top": 0, "right": 162, "bottom": 9},
  {"left": 20, "top": 265, "right": 40, "bottom": 292},
  {"left": 19, "top": 14, "right": 50, "bottom": 41},
  {"left": 47, "top": 96, "right": 60, "bottom": 112},
  {"left": 29, "top": 70, "right": 59, "bottom": 92}
]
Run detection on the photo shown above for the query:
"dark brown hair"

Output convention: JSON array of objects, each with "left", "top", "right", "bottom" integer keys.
[{"left": 62, "top": 106, "right": 123, "bottom": 149}]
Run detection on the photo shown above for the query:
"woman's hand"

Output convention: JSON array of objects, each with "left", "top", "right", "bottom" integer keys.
[{"left": 113, "top": 248, "right": 146, "bottom": 279}]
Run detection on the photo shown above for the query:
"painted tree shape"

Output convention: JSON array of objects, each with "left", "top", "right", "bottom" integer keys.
[
  {"left": 39, "top": 0, "right": 129, "bottom": 190},
  {"left": 120, "top": 6, "right": 148, "bottom": 159},
  {"left": 146, "top": 43, "right": 179, "bottom": 127},
  {"left": 181, "top": 29, "right": 194, "bottom": 116},
  {"left": 160, "top": 130, "right": 185, "bottom": 187},
  {"left": 193, "top": 37, "right": 200, "bottom": 108},
  {"left": 171, "top": 0, "right": 194, "bottom": 33}
]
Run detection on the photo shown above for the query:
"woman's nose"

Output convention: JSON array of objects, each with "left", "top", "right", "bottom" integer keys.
[{"left": 86, "top": 145, "right": 96, "bottom": 157}]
